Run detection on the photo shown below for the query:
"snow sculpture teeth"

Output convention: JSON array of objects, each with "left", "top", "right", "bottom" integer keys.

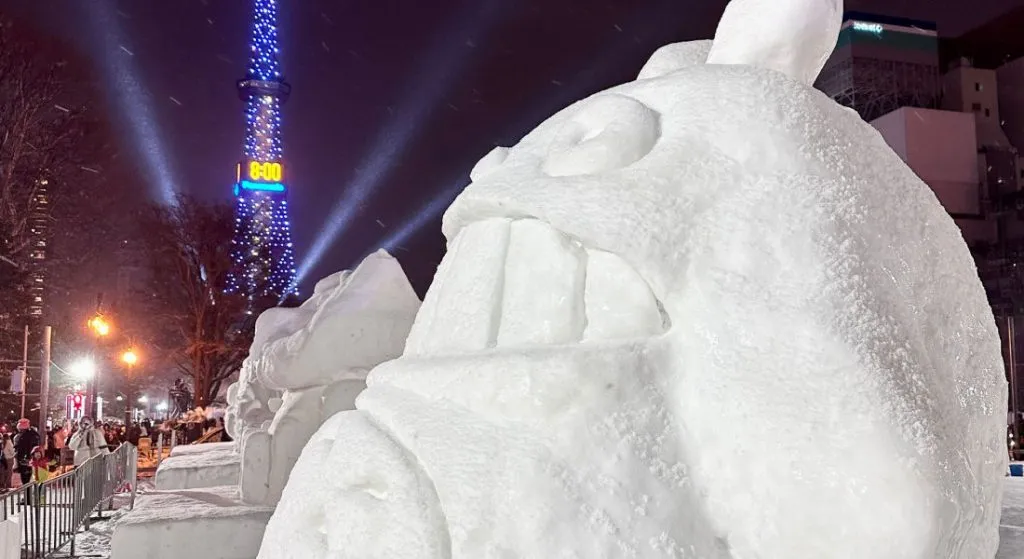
[
  {"left": 496, "top": 219, "right": 587, "bottom": 345},
  {"left": 405, "top": 218, "right": 666, "bottom": 356}
]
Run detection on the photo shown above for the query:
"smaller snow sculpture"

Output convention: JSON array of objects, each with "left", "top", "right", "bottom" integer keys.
[
  {"left": 224, "top": 269, "right": 352, "bottom": 443},
  {"left": 239, "top": 250, "right": 420, "bottom": 505}
]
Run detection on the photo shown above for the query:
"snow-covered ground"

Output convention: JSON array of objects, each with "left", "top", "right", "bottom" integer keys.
[
  {"left": 1001, "top": 476, "right": 1024, "bottom": 559},
  {"left": 64, "top": 477, "right": 1024, "bottom": 558}
]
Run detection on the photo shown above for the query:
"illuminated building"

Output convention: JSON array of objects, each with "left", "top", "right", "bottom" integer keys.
[
  {"left": 815, "top": 12, "right": 941, "bottom": 122},
  {"left": 28, "top": 180, "right": 49, "bottom": 318},
  {"left": 226, "top": 0, "right": 298, "bottom": 301}
]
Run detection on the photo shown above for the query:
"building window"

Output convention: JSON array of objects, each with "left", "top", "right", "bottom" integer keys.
[
  {"left": 973, "top": 102, "right": 982, "bottom": 112},
  {"left": 986, "top": 108, "right": 991, "bottom": 117},
  {"left": 976, "top": 82, "right": 983, "bottom": 92}
]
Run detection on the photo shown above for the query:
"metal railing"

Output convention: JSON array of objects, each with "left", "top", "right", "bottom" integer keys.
[{"left": 0, "top": 443, "right": 137, "bottom": 558}]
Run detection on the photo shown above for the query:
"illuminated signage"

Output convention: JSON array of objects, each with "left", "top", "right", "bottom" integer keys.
[
  {"left": 852, "top": 21, "right": 883, "bottom": 35},
  {"left": 233, "top": 181, "right": 287, "bottom": 196},
  {"left": 236, "top": 160, "right": 285, "bottom": 183}
]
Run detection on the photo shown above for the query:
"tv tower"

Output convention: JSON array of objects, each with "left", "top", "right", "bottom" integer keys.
[{"left": 227, "top": 0, "right": 298, "bottom": 302}]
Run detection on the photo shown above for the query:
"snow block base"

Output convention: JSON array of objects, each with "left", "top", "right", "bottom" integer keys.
[
  {"left": 168, "top": 441, "right": 235, "bottom": 457},
  {"left": 111, "top": 486, "right": 274, "bottom": 559},
  {"left": 155, "top": 444, "right": 240, "bottom": 490}
]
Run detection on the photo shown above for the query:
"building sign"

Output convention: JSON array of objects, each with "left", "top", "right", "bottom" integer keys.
[
  {"left": 852, "top": 21, "right": 884, "bottom": 35},
  {"left": 66, "top": 392, "right": 84, "bottom": 421}
]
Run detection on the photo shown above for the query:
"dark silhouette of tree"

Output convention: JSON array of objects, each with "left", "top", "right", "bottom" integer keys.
[
  {"left": 140, "top": 196, "right": 274, "bottom": 407},
  {"left": 0, "top": 13, "right": 132, "bottom": 419}
]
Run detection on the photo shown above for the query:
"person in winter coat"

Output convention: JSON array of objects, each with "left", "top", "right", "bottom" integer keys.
[
  {"left": 0, "top": 434, "right": 13, "bottom": 491},
  {"left": 68, "top": 417, "right": 109, "bottom": 467},
  {"left": 29, "top": 447, "right": 48, "bottom": 484},
  {"left": 13, "top": 419, "right": 40, "bottom": 486}
]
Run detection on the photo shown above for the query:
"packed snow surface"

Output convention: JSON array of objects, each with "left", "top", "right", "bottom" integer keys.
[
  {"left": 168, "top": 441, "right": 234, "bottom": 457},
  {"left": 259, "top": 1, "right": 1006, "bottom": 557},
  {"left": 111, "top": 486, "right": 273, "bottom": 559},
  {"left": 155, "top": 443, "right": 240, "bottom": 490}
]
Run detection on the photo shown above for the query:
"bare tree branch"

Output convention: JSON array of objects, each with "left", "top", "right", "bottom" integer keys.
[{"left": 139, "top": 196, "right": 275, "bottom": 406}]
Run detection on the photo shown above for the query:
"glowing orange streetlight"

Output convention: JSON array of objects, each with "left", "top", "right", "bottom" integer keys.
[
  {"left": 121, "top": 348, "right": 140, "bottom": 425},
  {"left": 121, "top": 349, "right": 138, "bottom": 366},
  {"left": 88, "top": 315, "right": 111, "bottom": 337}
]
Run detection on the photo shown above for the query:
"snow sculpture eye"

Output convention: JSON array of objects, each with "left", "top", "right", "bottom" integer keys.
[
  {"left": 470, "top": 146, "right": 510, "bottom": 181},
  {"left": 542, "top": 94, "right": 660, "bottom": 177}
]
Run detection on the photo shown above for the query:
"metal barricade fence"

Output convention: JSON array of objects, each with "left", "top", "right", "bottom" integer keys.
[
  {"left": 0, "top": 483, "right": 37, "bottom": 558},
  {"left": 0, "top": 443, "right": 138, "bottom": 558}
]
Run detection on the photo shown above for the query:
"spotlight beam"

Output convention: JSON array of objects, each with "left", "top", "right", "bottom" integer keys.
[
  {"left": 364, "top": 8, "right": 683, "bottom": 267},
  {"left": 84, "top": 1, "right": 179, "bottom": 206},
  {"left": 296, "top": 0, "right": 504, "bottom": 283}
]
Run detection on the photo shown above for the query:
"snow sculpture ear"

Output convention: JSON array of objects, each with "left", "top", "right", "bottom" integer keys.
[
  {"left": 638, "top": 40, "right": 712, "bottom": 79},
  {"left": 470, "top": 146, "right": 510, "bottom": 181},
  {"left": 542, "top": 94, "right": 660, "bottom": 177},
  {"left": 706, "top": 0, "right": 843, "bottom": 86}
]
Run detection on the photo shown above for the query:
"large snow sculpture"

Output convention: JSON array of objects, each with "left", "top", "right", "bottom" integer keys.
[
  {"left": 260, "top": 1, "right": 1007, "bottom": 557},
  {"left": 239, "top": 250, "right": 421, "bottom": 505}
]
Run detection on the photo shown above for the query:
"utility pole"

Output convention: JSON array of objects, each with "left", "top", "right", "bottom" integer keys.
[
  {"left": 19, "top": 326, "right": 27, "bottom": 418},
  {"left": 1009, "top": 315, "right": 1020, "bottom": 460},
  {"left": 38, "top": 326, "right": 51, "bottom": 436}
]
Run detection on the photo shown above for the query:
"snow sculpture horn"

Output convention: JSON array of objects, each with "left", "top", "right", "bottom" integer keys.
[
  {"left": 707, "top": 0, "right": 842, "bottom": 85},
  {"left": 260, "top": 0, "right": 1007, "bottom": 557}
]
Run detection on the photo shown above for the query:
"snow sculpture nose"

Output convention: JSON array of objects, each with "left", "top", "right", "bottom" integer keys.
[{"left": 706, "top": 0, "right": 843, "bottom": 86}]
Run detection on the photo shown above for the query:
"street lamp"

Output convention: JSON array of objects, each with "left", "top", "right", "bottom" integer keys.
[
  {"left": 86, "top": 313, "right": 111, "bottom": 418},
  {"left": 87, "top": 315, "right": 111, "bottom": 337},
  {"left": 121, "top": 348, "right": 140, "bottom": 427},
  {"left": 70, "top": 358, "right": 96, "bottom": 381}
]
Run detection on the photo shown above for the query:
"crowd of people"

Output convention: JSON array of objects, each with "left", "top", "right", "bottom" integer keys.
[
  {"left": 0, "top": 407, "right": 229, "bottom": 491},
  {"left": 0, "top": 417, "right": 105, "bottom": 489}
]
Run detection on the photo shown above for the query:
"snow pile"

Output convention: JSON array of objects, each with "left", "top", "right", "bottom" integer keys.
[{"left": 260, "top": 1, "right": 1007, "bottom": 557}]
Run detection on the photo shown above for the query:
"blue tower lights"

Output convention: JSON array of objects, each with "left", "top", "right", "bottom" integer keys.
[{"left": 227, "top": 0, "right": 298, "bottom": 301}]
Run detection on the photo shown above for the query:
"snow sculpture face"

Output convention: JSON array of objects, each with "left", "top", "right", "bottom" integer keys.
[
  {"left": 226, "top": 269, "right": 356, "bottom": 441},
  {"left": 261, "top": 3, "right": 1006, "bottom": 557},
  {"left": 254, "top": 250, "right": 421, "bottom": 392}
]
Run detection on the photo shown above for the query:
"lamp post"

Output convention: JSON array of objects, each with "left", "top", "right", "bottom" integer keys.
[
  {"left": 86, "top": 314, "right": 111, "bottom": 418},
  {"left": 121, "top": 349, "right": 138, "bottom": 427}
]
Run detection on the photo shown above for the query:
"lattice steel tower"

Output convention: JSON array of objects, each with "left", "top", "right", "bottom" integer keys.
[{"left": 227, "top": 0, "right": 298, "bottom": 301}]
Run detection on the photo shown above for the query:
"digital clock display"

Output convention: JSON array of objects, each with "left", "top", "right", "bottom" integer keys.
[{"left": 237, "top": 160, "right": 284, "bottom": 183}]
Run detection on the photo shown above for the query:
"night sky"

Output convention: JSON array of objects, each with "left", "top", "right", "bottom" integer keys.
[{"left": 2, "top": 0, "right": 1023, "bottom": 294}]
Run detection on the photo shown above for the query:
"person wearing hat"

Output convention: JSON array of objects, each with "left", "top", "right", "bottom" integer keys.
[{"left": 13, "top": 418, "right": 40, "bottom": 486}]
